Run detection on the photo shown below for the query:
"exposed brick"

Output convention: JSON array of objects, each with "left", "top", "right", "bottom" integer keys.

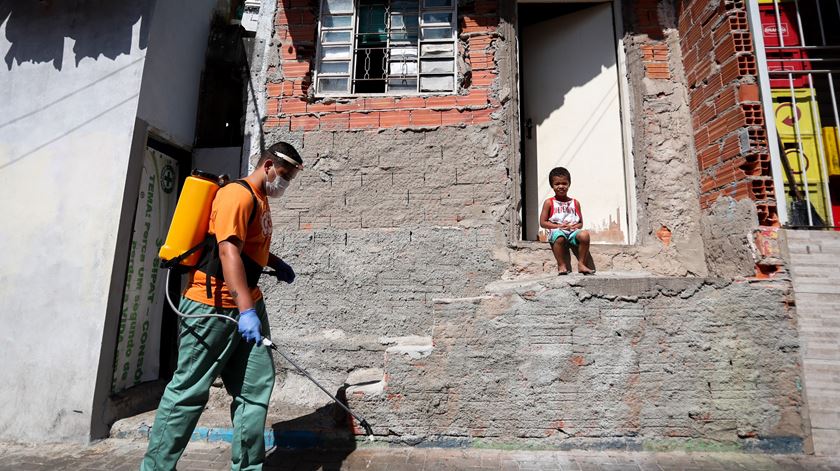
[
  {"left": 280, "top": 98, "right": 308, "bottom": 114},
  {"left": 721, "top": 134, "right": 742, "bottom": 162},
  {"left": 698, "top": 144, "right": 721, "bottom": 171},
  {"left": 719, "top": 105, "right": 747, "bottom": 131},
  {"left": 456, "top": 90, "right": 489, "bottom": 108},
  {"left": 441, "top": 109, "right": 471, "bottom": 126},
  {"left": 290, "top": 115, "right": 319, "bottom": 131},
  {"left": 714, "top": 35, "right": 737, "bottom": 63},
  {"left": 267, "top": 82, "right": 284, "bottom": 97},
  {"left": 752, "top": 127, "right": 768, "bottom": 147},
  {"left": 470, "top": 71, "right": 496, "bottom": 88},
  {"left": 756, "top": 203, "right": 779, "bottom": 225},
  {"left": 264, "top": 116, "right": 290, "bottom": 130},
  {"left": 707, "top": 116, "right": 731, "bottom": 142},
  {"left": 740, "top": 152, "right": 771, "bottom": 177},
  {"left": 335, "top": 100, "right": 365, "bottom": 112},
  {"left": 738, "top": 83, "right": 760, "bottom": 103},
  {"left": 752, "top": 178, "right": 775, "bottom": 200},
  {"left": 714, "top": 87, "right": 737, "bottom": 112},
  {"left": 279, "top": 80, "right": 296, "bottom": 97},
  {"left": 380, "top": 110, "right": 411, "bottom": 128},
  {"left": 394, "top": 96, "right": 427, "bottom": 109},
  {"left": 426, "top": 96, "right": 459, "bottom": 109},
  {"left": 694, "top": 103, "right": 717, "bottom": 128},
  {"left": 308, "top": 102, "right": 337, "bottom": 113},
  {"left": 319, "top": 113, "right": 350, "bottom": 130},
  {"left": 281, "top": 43, "right": 299, "bottom": 60},
  {"left": 365, "top": 97, "right": 398, "bottom": 111},
  {"left": 411, "top": 109, "right": 442, "bottom": 127},
  {"left": 742, "top": 103, "right": 764, "bottom": 126},
  {"left": 288, "top": 24, "right": 317, "bottom": 40},
  {"left": 282, "top": 61, "right": 311, "bottom": 79},
  {"left": 349, "top": 112, "right": 380, "bottom": 129},
  {"left": 266, "top": 98, "right": 281, "bottom": 115},
  {"left": 471, "top": 108, "right": 495, "bottom": 124},
  {"left": 695, "top": 127, "right": 710, "bottom": 149},
  {"left": 646, "top": 63, "right": 671, "bottom": 80}
]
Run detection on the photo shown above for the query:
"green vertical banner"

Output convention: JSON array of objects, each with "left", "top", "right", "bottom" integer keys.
[{"left": 112, "top": 147, "right": 179, "bottom": 393}]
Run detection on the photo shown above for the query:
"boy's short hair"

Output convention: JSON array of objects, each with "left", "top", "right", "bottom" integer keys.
[
  {"left": 549, "top": 167, "right": 571, "bottom": 182},
  {"left": 258, "top": 142, "right": 303, "bottom": 169}
]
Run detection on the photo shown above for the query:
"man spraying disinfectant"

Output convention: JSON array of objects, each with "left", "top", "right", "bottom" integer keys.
[{"left": 141, "top": 142, "right": 303, "bottom": 471}]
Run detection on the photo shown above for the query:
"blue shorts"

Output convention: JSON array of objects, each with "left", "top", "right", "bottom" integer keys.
[{"left": 548, "top": 229, "right": 581, "bottom": 246}]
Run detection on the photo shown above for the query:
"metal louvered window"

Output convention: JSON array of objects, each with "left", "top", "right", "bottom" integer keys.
[{"left": 315, "top": 0, "right": 457, "bottom": 95}]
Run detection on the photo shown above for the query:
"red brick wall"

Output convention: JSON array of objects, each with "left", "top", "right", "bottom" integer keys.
[
  {"left": 678, "top": 0, "right": 778, "bottom": 226},
  {"left": 265, "top": 0, "right": 501, "bottom": 132}
]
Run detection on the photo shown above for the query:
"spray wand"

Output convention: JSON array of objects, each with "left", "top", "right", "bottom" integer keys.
[{"left": 164, "top": 269, "right": 375, "bottom": 439}]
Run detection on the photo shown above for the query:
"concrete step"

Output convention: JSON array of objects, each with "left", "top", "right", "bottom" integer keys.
[{"left": 111, "top": 401, "right": 360, "bottom": 449}]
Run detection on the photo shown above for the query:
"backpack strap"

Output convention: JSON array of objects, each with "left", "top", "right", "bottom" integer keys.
[
  {"left": 196, "top": 180, "right": 263, "bottom": 302},
  {"left": 232, "top": 180, "right": 258, "bottom": 226}
]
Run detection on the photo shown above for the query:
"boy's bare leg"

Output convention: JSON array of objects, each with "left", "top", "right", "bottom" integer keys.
[
  {"left": 576, "top": 230, "right": 594, "bottom": 274},
  {"left": 551, "top": 237, "right": 568, "bottom": 273}
]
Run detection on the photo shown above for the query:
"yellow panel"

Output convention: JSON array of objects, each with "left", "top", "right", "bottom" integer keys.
[
  {"left": 772, "top": 88, "right": 819, "bottom": 139},
  {"left": 779, "top": 135, "right": 829, "bottom": 221},
  {"left": 823, "top": 126, "right": 840, "bottom": 177}
]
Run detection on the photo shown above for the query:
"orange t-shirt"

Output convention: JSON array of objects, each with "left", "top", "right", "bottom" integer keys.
[{"left": 184, "top": 180, "right": 272, "bottom": 308}]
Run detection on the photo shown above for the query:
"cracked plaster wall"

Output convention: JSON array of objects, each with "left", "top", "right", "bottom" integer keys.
[{"left": 348, "top": 276, "right": 805, "bottom": 450}]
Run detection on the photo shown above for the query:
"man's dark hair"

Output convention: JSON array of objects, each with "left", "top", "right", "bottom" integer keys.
[
  {"left": 549, "top": 167, "right": 571, "bottom": 182},
  {"left": 258, "top": 142, "right": 303, "bottom": 168}
]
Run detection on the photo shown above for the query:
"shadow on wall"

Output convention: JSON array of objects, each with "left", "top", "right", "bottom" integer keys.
[
  {"left": 518, "top": 3, "right": 617, "bottom": 130},
  {"left": 0, "top": 0, "right": 151, "bottom": 71}
]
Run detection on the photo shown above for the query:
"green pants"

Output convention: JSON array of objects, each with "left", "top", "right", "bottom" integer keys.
[{"left": 141, "top": 298, "right": 275, "bottom": 471}]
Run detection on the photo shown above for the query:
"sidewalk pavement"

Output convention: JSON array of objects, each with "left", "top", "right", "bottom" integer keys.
[{"left": 1, "top": 439, "right": 839, "bottom": 471}]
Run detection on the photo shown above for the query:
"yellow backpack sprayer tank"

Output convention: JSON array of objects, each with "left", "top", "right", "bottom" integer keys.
[{"left": 159, "top": 170, "right": 227, "bottom": 267}]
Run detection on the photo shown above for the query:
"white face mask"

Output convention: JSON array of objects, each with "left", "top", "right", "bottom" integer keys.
[{"left": 265, "top": 168, "right": 290, "bottom": 198}]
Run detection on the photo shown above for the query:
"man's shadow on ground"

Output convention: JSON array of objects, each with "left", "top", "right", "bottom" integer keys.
[{"left": 264, "top": 387, "right": 357, "bottom": 470}]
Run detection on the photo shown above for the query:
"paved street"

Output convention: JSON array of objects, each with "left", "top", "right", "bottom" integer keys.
[{"left": 0, "top": 439, "right": 839, "bottom": 470}]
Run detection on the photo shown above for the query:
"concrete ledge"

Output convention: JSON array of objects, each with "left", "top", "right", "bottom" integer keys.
[{"left": 110, "top": 417, "right": 803, "bottom": 454}]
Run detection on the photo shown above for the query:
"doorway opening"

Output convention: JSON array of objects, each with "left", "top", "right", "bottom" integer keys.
[{"left": 518, "top": 1, "right": 630, "bottom": 244}]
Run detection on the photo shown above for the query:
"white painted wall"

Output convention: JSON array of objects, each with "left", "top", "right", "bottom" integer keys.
[
  {"left": 137, "top": 0, "right": 218, "bottom": 149},
  {"left": 0, "top": 4, "right": 151, "bottom": 442}
]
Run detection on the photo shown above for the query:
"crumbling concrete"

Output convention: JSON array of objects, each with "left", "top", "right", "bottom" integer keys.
[
  {"left": 702, "top": 197, "right": 760, "bottom": 278},
  {"left": 619, "top": 28, "right": 707, "bottom": 277},
  {"left": 347, "top": 276, "right": 805, "bottom": 451}
]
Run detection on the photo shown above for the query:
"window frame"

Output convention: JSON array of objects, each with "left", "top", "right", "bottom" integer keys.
[{"left": 313, "top": 0, "right": 459, "bottom": 97}]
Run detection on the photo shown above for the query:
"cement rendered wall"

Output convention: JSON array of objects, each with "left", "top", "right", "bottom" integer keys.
[
  {"left": 353, "top": 276, "right": 804, "bottom": 450},
  {"left": 0, "top": 1, "right": 152, "bottom": 442},
  {"left": 230, "top": 0, "right": 809, "bottom": 451}
]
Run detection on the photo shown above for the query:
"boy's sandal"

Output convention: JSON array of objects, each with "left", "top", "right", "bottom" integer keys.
[
  {"left": 558, "top": 271, "right": 569, "bottom": 276},
  {"left": 581, "top": 270, "right": 596, "bottom": 276}
]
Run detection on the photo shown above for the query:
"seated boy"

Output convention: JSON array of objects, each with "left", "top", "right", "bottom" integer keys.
[{"left": 539, "top": 167, "right": 594, "bottom": 275}]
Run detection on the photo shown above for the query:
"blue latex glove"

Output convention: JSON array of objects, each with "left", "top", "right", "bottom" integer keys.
[
  {"left": 238, "top": 308, "right": 262, "bottom": 343},
  {"left": 273, "top": 259, "right": 296, "bottom": 284}
]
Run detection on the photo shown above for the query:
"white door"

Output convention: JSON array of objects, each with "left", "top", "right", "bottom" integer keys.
[{"left": 522, "top": 2, "right": 628, "bottom": 244}]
